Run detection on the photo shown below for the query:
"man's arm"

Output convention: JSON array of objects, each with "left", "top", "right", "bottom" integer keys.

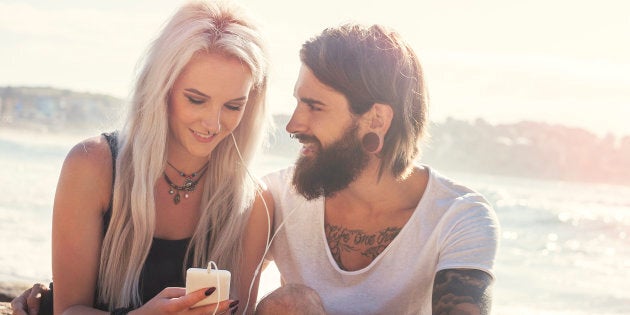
[{"left": 432, "top": 268, "right": 493, "bottom": 315}]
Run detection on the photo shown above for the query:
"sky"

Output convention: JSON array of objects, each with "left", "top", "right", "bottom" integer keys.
[{"left": 1, "top": 0, "right": 629, "bottom": 136}]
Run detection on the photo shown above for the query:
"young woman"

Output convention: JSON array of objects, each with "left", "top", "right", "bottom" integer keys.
[{"left": 11, "top": 1, "right": 272, "bottom": 314}]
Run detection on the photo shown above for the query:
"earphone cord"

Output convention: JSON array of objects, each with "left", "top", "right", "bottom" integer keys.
[
  {"left": 210, "top": 261, "right": 220, "bottom": 315},
  {"left": 230, "top": 133, "right": 304, "bottom": 314}
]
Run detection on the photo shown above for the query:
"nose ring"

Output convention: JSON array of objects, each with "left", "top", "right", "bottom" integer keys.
[{"left": 209, "top": 124, "right": 221, "bottom": 135}]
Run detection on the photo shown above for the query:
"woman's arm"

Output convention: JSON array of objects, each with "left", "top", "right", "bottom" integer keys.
[
  {"left": 52, "top": 136, "right": 114, "bottom": 315},
  {"left": 238, "top": 189, "right": 275, "bottom": 314}
]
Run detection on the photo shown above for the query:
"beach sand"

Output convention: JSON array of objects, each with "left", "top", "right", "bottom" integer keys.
[
  {"left": 0, "top": 281, "right": 32, "bottom": 314},
  {"left": 0, "top": 303, "right": 12, "bottom": 315}
]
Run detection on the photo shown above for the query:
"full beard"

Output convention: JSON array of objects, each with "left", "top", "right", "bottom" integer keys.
[{"left": 292, "top": 125, "right": 369, "bottom": 200}]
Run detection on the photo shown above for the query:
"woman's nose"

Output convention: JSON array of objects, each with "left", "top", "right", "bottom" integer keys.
[{"left": 201, "top": 106, "right": 222, "bottom": 134}]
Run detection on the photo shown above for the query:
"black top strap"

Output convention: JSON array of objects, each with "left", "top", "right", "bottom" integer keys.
[
  {"left": 102, "top": 131, "right": 119, "bottom": 179},
  {"left": 101, "top": 131, "right": 119, "bottom": 232}
]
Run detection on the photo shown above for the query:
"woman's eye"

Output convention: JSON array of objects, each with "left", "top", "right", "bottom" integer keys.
[
  {"left": 225, "top": 103, "right": 244, "bottom": 111},
  {"left": 186, "top": 96, "right": 204, "bottom": 105}
]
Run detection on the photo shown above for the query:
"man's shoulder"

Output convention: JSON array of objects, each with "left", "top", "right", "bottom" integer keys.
[
  {"left": 423, "top": 166, "right": 494, "bottom": 218},
  {"left": 262, "top": 165, "right": 295, "bottom": 192},
  {"left": 263, "top": 165, "right": 294, "bottom": 180},
  {"left": 425, "top": 167, "right": 483, "bottom": 199}
]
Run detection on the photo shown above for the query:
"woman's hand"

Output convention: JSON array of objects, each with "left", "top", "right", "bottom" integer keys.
[
  {"left": 10, "top": 283, "right": 49, "bottom": 315},
  {"left": 132, "top": 287, "right": 238, "bottom": 315}
]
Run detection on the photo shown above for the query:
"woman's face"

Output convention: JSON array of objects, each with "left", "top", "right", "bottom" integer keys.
[{"left": 168, "top": 51, "right": 253, "bottom": 161}]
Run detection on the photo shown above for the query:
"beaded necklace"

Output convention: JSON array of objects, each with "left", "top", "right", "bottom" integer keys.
[{"left": 163, "top": 161, "right": 209, "bottom": 205}]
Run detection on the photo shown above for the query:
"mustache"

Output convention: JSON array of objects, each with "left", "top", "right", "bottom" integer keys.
[{"left": 290, "top": 133, "right": 318, "bottom": 143}]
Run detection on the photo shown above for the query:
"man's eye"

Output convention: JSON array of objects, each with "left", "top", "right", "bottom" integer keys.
[{"left": 307, "top": 103, "right": 321, "bottom": 111}]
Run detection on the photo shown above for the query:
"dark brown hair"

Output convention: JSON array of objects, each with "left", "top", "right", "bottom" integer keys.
[{"left": 300, "top": 23, "right": 428, "bottom": 178}]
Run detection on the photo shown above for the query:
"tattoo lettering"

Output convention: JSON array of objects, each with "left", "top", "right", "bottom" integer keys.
[
  {"left": 432, "top": 269, "right": 493, "bottom": 315},
  {"left": 325, "top": 223, "right": 401, "bottom": 270}
]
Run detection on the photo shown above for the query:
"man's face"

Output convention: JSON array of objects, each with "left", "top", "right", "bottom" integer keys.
[{"left": 287, "top": 65, "right": 369, "bottom": 199}]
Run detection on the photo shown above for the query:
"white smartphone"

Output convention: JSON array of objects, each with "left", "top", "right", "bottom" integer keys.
[{"left": 186, "top": 266, "right": 231, "bottom": 307}]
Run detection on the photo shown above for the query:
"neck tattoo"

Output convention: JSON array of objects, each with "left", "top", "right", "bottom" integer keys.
[{"left": 163, "top": 161, "right": 209, "bottom": 204}]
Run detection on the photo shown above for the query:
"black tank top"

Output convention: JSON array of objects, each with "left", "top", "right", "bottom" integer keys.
[{"left": 102, "top": 132, "right": 192, "bottom": 305}]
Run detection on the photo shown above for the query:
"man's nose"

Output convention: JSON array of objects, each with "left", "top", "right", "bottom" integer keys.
[{"left": 286, "top": 105, "right": 309, "bottom": 135}]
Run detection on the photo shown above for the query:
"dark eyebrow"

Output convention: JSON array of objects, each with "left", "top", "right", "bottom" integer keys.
[{"left": 300, "top": 97, "right": 326, "bottom": 106}]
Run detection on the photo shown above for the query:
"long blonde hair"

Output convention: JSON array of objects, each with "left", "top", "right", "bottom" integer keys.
[{"left": 97, "top": 1, "right": 269, "bottom": 308}]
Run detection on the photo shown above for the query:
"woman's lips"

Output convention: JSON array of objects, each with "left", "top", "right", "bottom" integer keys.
[{"left": 191, "top": 129, "right": 215, "bottom": 143}]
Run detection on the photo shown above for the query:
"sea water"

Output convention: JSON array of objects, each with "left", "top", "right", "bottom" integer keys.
[{"left": 0, "top": 130, "right": 628, "bottom": 314}]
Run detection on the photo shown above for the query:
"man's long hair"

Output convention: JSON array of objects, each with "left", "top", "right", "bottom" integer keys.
[{"left": 300, "top": 23, "right": 428, "bottom": 179}]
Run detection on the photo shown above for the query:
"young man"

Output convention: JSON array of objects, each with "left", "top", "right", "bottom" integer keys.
[{"left": 257, "top": 24, "right": 499, "bottom": 315}]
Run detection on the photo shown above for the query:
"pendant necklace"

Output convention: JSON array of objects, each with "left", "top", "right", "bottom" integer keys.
[{"left": 163, "top": 161, "right": 209, "bottom": 205}]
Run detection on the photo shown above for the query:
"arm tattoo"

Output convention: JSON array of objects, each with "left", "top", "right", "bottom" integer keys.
[
  {"left": 325, "top": 223, "right": 401, "bottom": 270},
  {"left": 432, "top": 269, "right": 493, "bottom": 315}
]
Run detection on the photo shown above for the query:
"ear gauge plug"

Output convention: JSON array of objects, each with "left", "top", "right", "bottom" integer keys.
[{"left": 362, "top": 132, "right": 380, "bottom": 153}]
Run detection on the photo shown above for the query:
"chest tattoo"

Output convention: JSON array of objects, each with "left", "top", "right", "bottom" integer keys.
[{"left": 324, "top": 223, "right": 401, "bottom": 270}]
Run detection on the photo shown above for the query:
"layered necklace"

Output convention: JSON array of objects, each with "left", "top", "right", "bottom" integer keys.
[{"left": 163, "top": 161, "right": 209, "bottom": 205}]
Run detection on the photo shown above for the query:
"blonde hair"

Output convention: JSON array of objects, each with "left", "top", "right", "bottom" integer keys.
[{"left": 98, "top": 1, "right": 269, "bottom": 308}]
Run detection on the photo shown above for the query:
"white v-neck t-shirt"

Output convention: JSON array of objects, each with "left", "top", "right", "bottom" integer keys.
[{"left": 263, "top": 166, "right": 499, "bottom": 315}]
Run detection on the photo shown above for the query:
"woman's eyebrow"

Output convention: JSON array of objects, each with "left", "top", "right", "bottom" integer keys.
[
  {"left": 228, "top": 96, "right": 248, "bottom": 102},
  {"left": 184, "top": 88, "right": 209, "bottom": 98}
]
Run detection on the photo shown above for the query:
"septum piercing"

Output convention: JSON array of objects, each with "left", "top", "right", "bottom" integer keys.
[{"left": 206, "top": 124, "right": 221, "bottom": 135}]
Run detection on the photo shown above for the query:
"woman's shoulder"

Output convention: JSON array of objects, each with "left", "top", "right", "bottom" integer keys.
[
  {"left": 66, "top": 135, "right": 114, "bottom": 165},
  {"left": 56, "top": 135, "right": 116, "bottom": 215},
  {"left": 62, "top": 134, "right": 115, "bottom": 185}
]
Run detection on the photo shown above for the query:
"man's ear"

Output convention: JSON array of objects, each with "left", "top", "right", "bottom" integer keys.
[
  {"left": 360, "top": 103, "right": 393, "bottom": 154},
  {"left": 368, "top": 103, "right": 393, "bottom": 133}
]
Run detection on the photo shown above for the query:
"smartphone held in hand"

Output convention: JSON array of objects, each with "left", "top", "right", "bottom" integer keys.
[{"left": 186, "top": 262, "right": 231, "bottom": 307}]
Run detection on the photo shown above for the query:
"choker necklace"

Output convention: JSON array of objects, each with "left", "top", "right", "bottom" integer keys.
[{"left": 163, "top": 161, "right": 209, "bottom": 205}]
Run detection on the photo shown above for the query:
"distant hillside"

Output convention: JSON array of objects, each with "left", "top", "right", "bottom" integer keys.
[
  {"left": 2, "top": 86, "right": 628, "bottom": 186},
  {"left": 420, "top": 118, "right": 630, "bottom": 186},
  {"left": 0, "top": 86, "right": 122, "bottom": 132}
]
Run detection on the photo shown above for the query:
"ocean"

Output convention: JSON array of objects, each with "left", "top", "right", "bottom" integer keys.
[{"left": 1, "top": 129, "right": 628, "bottom": 314}]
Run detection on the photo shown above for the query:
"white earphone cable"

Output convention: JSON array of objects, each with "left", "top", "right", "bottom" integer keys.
[
  {"left": 230, "top": 133, "right": 304, "bottom": 314},
  {"left": 209, "top": 261, "right": 220, "bottom": 315}
]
